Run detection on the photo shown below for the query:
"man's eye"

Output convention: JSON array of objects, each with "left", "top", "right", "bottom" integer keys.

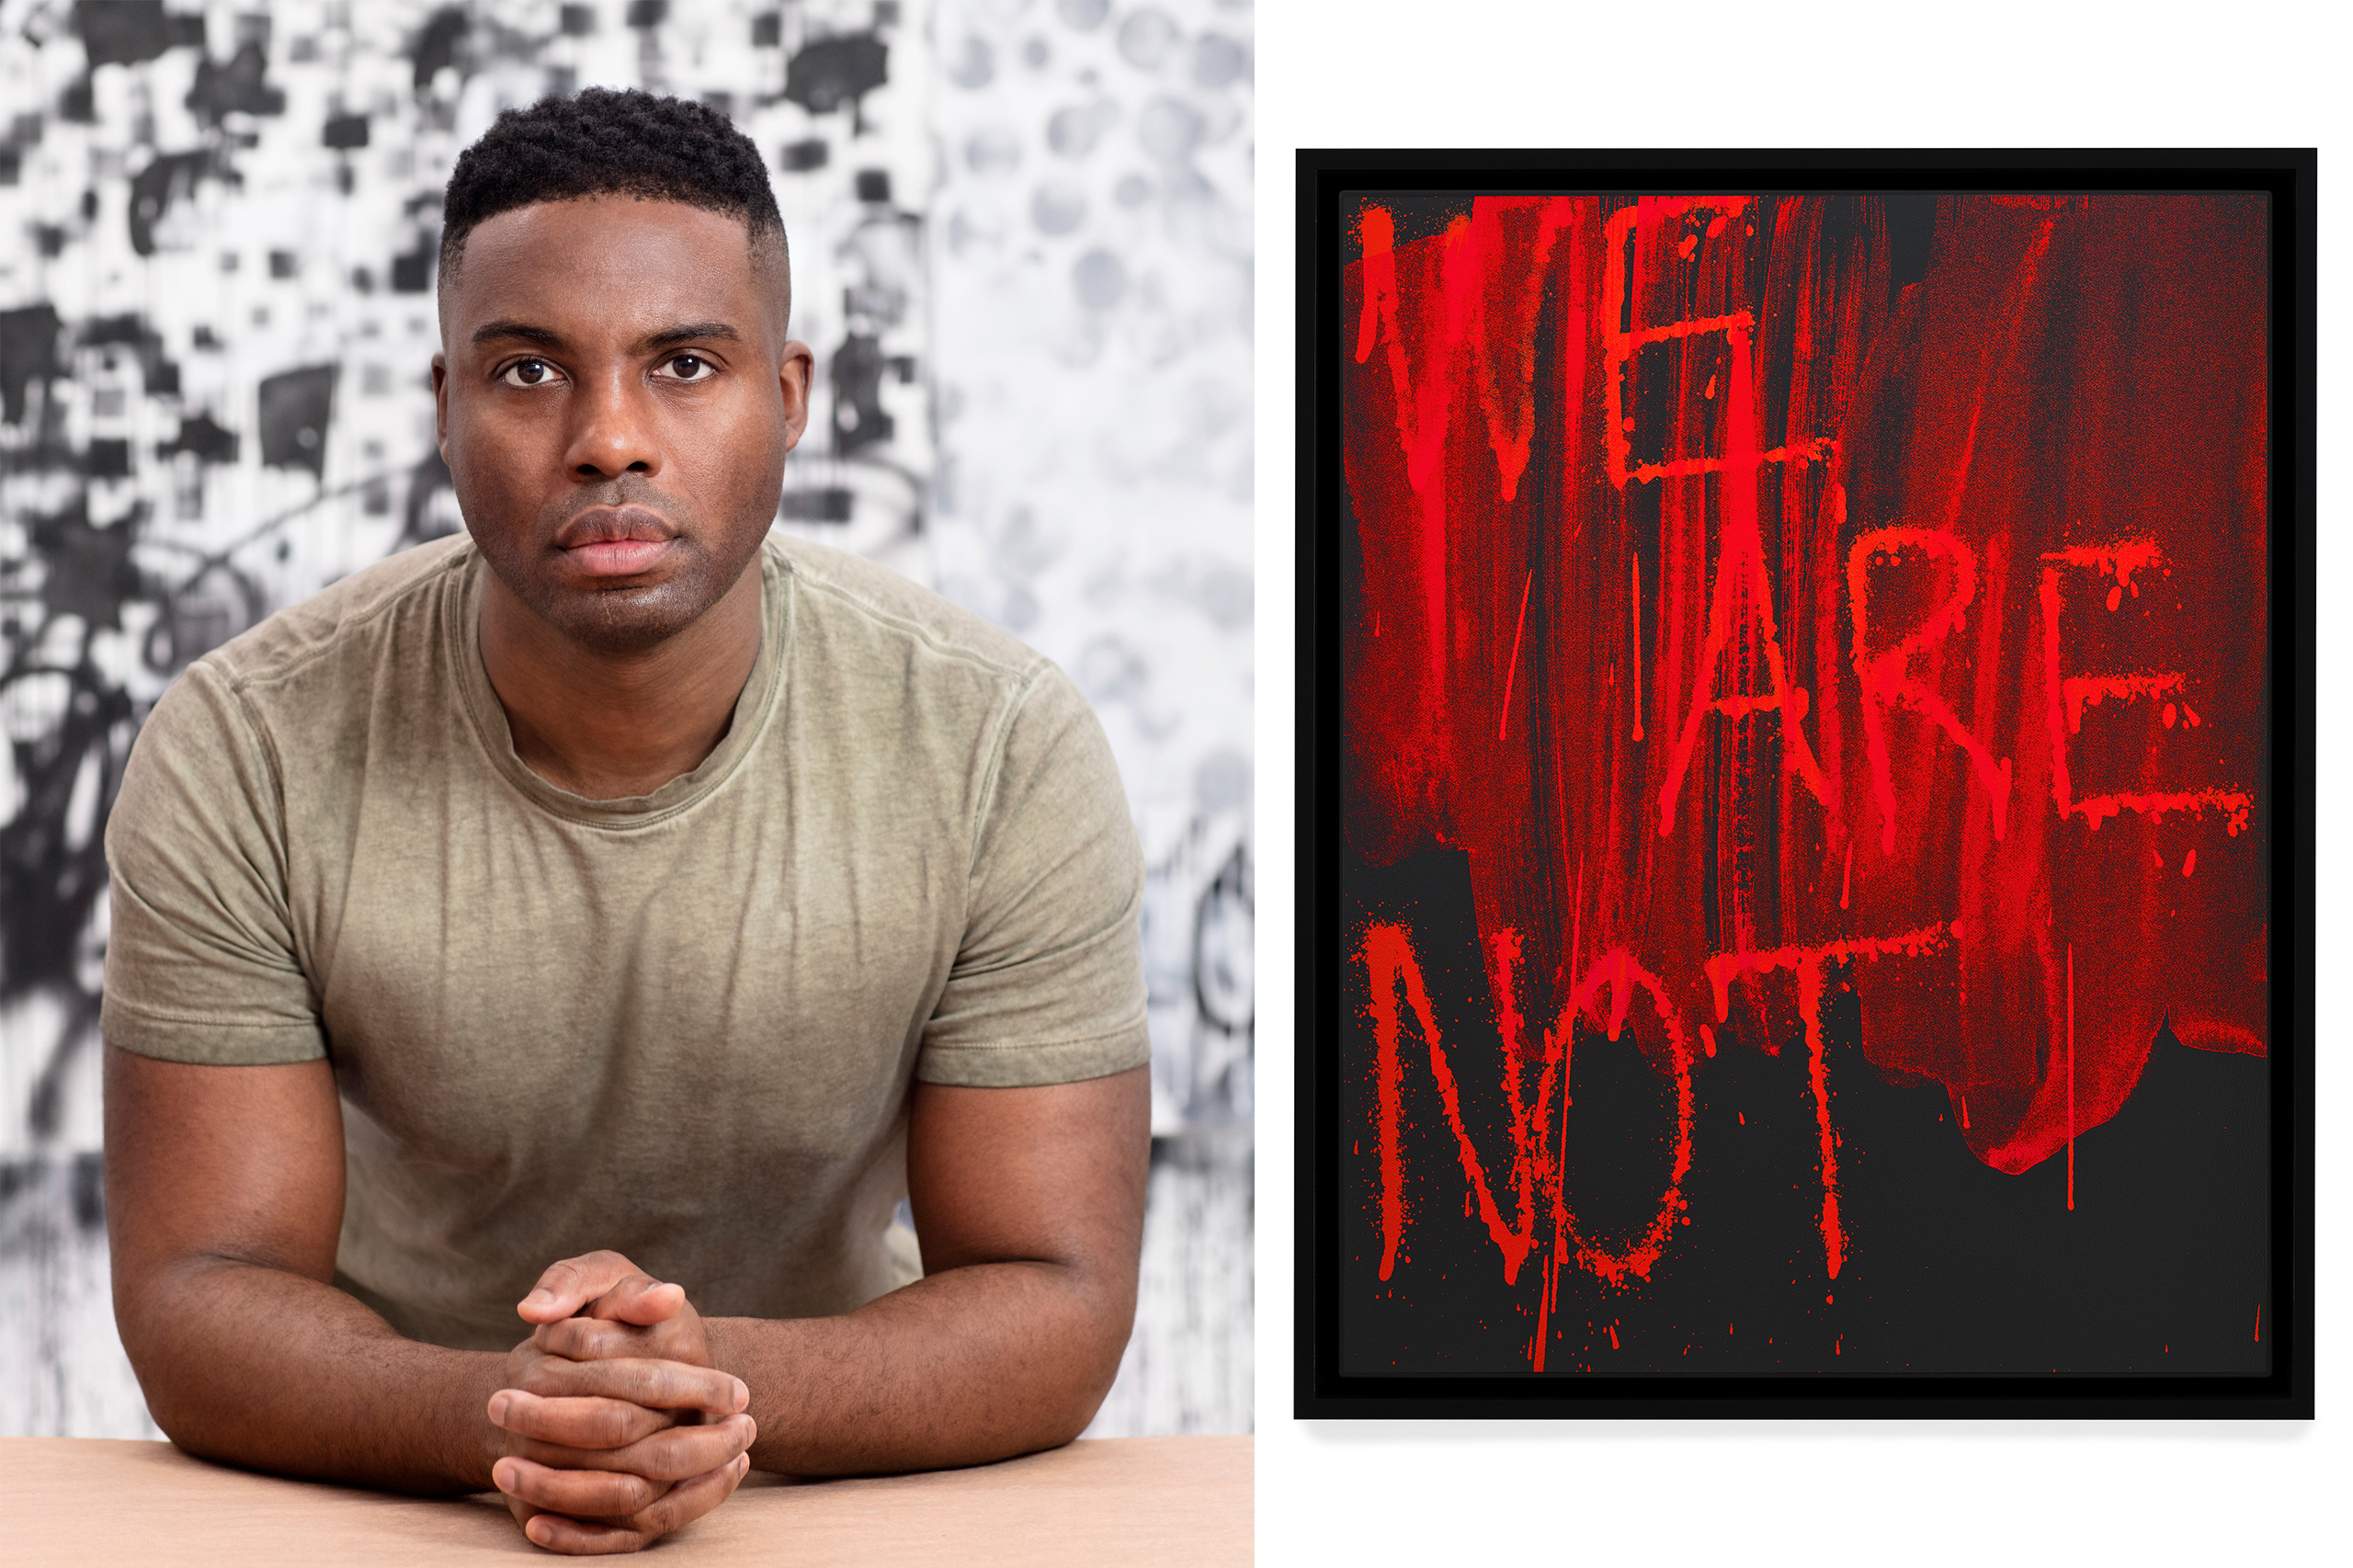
[
  {"left": 663, "top": 354, "right": 712, "bottom": 381},
  {"left": 500, "top": 358, "right": 559, "bottom": 387}
]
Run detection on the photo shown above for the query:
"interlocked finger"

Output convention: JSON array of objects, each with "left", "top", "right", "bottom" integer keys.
[
  {"left": 490, "top": 1390, "right": 677, "bottom": 1451},
  {"left": 509, "top": 1413, "right": 756, "bottom": 1483},
  {"left": 517, "top": 1454, "right": 751, "bottom": 1555},
  {"left": 493, "top": 1455, "right": 666, "bottom": 1520},
  {"left": 513, "top": 1354, "right": 747, "bottom": 1416},
  {"left": 535, "top": 1312, "right": 697, "bottom": 1365}
]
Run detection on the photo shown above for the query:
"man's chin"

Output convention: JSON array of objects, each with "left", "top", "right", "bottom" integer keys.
[
  {"left": 561, "top": 579, "right": 721, "bottom": 652},
  {"left": 500, "top": 571, "right": 726, "bottom": 654}
]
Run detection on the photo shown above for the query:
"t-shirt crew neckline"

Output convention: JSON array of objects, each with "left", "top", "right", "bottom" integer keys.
[{"left": 448, "top": 543, "right": 792, "bottom": 828}]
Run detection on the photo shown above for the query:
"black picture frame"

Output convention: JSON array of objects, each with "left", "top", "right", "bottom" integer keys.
[{"left": 1295, "top": 148, "right": 2315, "bottom": 1418}]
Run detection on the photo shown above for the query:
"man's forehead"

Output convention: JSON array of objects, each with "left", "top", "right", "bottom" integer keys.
[{"left": 441, "top": 196, "right": 787, "bottom": 332}]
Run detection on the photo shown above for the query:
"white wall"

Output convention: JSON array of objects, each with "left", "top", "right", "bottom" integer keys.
[
  {"left": 925, "top": 0, "right": 1256, "bottom": 1437},
  {"left": 1253, "top": 2, "right": 2347, "bottom": 1561}
]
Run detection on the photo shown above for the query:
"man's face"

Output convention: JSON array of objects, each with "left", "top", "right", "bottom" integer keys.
[{"left": 433, "top": 197, "right": 813, "bottom": 653}]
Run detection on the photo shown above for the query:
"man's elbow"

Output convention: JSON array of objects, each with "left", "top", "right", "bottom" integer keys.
[{"left": 1028, "top": 1261, "right": 1137, "bottom": 1449}]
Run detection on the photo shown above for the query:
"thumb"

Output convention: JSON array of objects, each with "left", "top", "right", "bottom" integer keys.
[
  {"left": 516, "top": 1250, "right": 647, "bottom": 1324},
  {"left": 589, "top": 1275, "right": 688, "bottom": 1326}
]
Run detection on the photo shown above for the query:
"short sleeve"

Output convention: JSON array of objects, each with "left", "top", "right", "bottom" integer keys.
[
  {"left": 916, "top": 663, "right": 1149, "bottom": 1086},
  {"left": 101, "top": 662, "right": 325, "bottom": 1063}
]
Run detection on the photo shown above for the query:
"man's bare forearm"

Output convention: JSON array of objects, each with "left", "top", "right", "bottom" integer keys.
[
  {"left": 120, "top": 1256, "right": 508, "bottom": 1494},
  {"left": 703, "top": 1257, "right": 1130, "bottom": 1476}
]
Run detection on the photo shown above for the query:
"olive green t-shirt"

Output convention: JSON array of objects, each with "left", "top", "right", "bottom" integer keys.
[{"left": 100, "top": 534, "right": 1148, "bottom": 1352}]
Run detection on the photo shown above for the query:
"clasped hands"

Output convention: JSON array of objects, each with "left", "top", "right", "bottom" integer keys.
[{"left": 486, "top": 1250, "right": 756, "bottom": 1554}]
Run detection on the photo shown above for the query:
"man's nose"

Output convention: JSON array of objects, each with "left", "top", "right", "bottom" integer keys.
[{"left": 563, "top": 372, "right": 664, "bottom": 480}]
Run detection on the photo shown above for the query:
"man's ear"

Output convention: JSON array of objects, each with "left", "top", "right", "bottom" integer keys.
[
  {"left": 778, "top": 341, "right": 815, "bottom": 454},
  {"left": 430, "top": 352, "right": 450, "bottom": 464}
]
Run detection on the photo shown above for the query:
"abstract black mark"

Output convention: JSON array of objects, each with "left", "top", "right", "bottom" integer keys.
[
  {"left": 830, "top": 332, "right": 894, "bottom": 454},
  {"left": 127, "top": 150, "right": 220, "bottom": 257},
  {"left": 410, "top": 7, "right": 471, "bottom": 93},
  {"left": 786, "top": 33, "right": 888, "bottom": 131},
  {"left": 1193, "top": 841, "right": 1253, "bottom": 1039},
  {"left": 187, "top": 33, "right": 287, "bottom": 124},
  {"left": 0, "top": 305, "right": 63, "bottom": 426},
  {"left": 256, "top": 365, "right": 338, "bottom": 478}
]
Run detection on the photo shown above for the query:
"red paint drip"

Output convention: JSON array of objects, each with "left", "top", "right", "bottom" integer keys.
[
  {"left": 2043, "top": 538, "right": 2164, "bottom": 599},
  {"left": 1498, "top": 569, "right": 1532, "bottom": 743},
  {"left": 2062, "top": 671, "right": 2184, "bottom": 735},
  {"left": 1631, "top": 551, "right": 1644, "bottom": 742}
]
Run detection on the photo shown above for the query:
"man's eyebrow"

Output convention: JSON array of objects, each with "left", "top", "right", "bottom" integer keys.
[
  {"left": 467, "top": 320, "right": 744, "bottom": 350},
  {"left": 642, "top": 322, "right": 743, "bottom": 349},
  {"left": 471, "top": 320, "right": 567, "bottom": 347}
]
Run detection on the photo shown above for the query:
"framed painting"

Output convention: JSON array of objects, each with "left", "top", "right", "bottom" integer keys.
[{"left": 1295, "top": 149, "right": 2313, "bottom": 1417}]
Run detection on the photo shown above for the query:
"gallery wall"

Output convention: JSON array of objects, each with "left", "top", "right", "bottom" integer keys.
[{"left": 0, "top": 0, "right": 1251, "bottom": 1438}]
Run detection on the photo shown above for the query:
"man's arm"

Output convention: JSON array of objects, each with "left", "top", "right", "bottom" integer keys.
[
  {"left": 516, "top": 1063, "right": 1151, "bottom": 1476},
  {"left": 103, "top": 1045, "right": 754, "bottom": 1522}
]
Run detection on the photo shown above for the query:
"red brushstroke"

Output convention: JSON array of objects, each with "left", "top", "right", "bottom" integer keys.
[{"left": 1343, "top": 196, "right": 2268, "bottom": 1339}]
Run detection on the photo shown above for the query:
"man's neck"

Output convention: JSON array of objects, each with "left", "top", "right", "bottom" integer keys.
[{"left": 476, "top": 559, "right": 766, "bottom": 801}]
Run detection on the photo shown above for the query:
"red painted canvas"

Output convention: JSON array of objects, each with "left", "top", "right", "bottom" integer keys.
[{"left": 1312, "top": 163, "right": 2306, "bottom": 1402}]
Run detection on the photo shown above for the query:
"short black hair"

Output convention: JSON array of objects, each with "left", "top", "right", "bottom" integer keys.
[{"left": 438, "top": 88, "right": 785, "bottom": 280}]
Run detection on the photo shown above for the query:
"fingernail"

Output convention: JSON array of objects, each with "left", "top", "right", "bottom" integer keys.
[
  {"left": 524, "top": 1288, "right": 553, "bottom": 1306},
  {"left": 488, "top": 1393, "right": 511, "bottom": 1424},
  {"left": 736, "top": 1454, "right": 750, "bottom": 1477},
  {"left": 493, "top": 1460, "right": 517, "bottom": 1492},
  {"left": 732, "top": 1377, "right": 749, "bottom": 1409}
]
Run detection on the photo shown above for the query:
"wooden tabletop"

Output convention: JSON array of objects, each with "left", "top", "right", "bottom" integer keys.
[{"left": 18, "top": 1434, "right": 1251, "bottom": 1565}]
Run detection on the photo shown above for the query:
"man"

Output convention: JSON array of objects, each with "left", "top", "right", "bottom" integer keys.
[{"left": 101, "top": 91, "right": 1149, "bottom": 1555}]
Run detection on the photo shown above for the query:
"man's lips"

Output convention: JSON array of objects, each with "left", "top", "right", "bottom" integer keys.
[
  {"left": 555, "top": 506, "right": 677, "bottom": 578},
  {"left": 565, "top": 538, "right": 674, "bottom": 576}
]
